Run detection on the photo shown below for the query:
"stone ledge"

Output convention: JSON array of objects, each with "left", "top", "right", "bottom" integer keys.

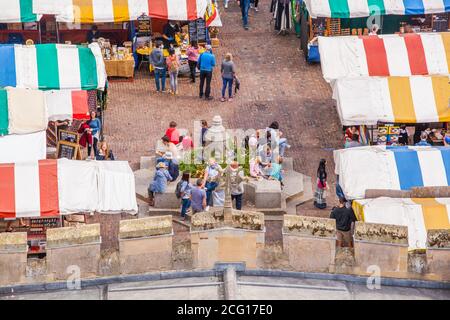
[
  {"left": 47, "top": 224, "right": 101, "bottom": 248},
  {"left": 354, "top": 222, "right": 408, "bottom": 245},
  {"left": 427, "top": 229, "right": 450, "bottom": 249},
  {"left": 191, "top": 210, "right": 265, "bottom": 232},
  {"left": 0, "top": 232, "right": 28, "bottom": 252},
  {"left": 283, "top": 215, "right": 336, "bottom": 238},
  {"left": 119, "top": 216, "right": 172, "bottom": 239}
]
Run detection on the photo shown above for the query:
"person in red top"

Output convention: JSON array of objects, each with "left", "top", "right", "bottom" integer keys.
[{"left": 165, "top": 121, "right": 180, "bottom": 145}]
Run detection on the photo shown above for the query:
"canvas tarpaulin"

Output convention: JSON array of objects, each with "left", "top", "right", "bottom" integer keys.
[
  {"left": 318, "top": 33, "right": 450, "bottom": 82},
  {"left": 334, "top": 146, "right": 450, "bottom": 200},
  {"left": 0, "top": 131, "right": 46, "bottom": 164},
  {"left": 0, "top": 159, "right": 138, "bottom": 218},
  {"left": 33, "top": 0, "right": 208, "bottom": 23},
  {"left": 332, "top": 75, "right": 450, "bottom": 125},
  {"left": 353, "top": 197, "right": 450, "bottom": 250},
  {"left": 304, "top": 0, "right": 450, "bottom": 18},
  {"left": 0, "top": 43, "right": 106, "bottom": 91},
  {"left": 0, "top": 0, "right": 41, "bottom": 23}
]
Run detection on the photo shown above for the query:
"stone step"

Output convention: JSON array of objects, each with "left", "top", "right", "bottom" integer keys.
[
  {"left": 282, "top": 170, "right": 305, "bottom": 201},
  {"left": 283, "top": 157, "right": 294, "bottom": 171},
  {"left": 134, "top": 168, "right": 155, "bottom": 202},
  {"left": 140, "top": 156, "right": 155, "bottom": 170},
  {"left": 286, "top": 175, "right": 314, "bottom": 215}
]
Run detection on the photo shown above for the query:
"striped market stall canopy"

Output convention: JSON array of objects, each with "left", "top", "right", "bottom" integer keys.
[
  {"left": 332, "top": 75, "right": 450, "bottom": 125},
  {"left": 304, "top": 0, "right": 450, "bottom": 18},
  {"left": 33, "top": 0, "right": 208, "bottom": 23},
  {"left": 0, "top": 159, "right": 138, "bottom": 218},
  {"left": 0, "top": 131, "right": 46, "bottom": 164},
  {"left": 318, "top": 33, "right": 450, "bottom": 82},
  {"left": 334, "top": 146, "right": 450, "bottom": 199},
  {"left": 353, "top": 197, "right": 450, "bottom": 250},
  {"left": 0, "top": 0, "right": 41, "bottom": 23},
  {"left": 0, "top": 43, "right": 106, "bottom": 91},
  {"left": 0, "top": 88, "right": 90, "bottom": 136}
]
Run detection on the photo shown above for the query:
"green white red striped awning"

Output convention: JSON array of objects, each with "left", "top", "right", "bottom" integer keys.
[
  {"left": 0, "top": 0, "right": 41, "bottom": 23},
  {"left": 304, "top": 0, "right": 450, "bottom": 18}
]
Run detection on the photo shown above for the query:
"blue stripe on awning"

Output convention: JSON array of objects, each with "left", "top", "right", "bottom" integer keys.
[
  {"left": 440, "top": 148, "right": 450, "bottom": 186},
  {"left": 403, "top": 0, "right": 425, "bottom": 15},
  {"left": 0, "top": 45, "right": 16, "bottom": 87},
  {"left": 444, "top": 0, "right": 450, "bottom": 12},
  {"left": 392, "top": 148, "right": 424, "bottom": 190}
]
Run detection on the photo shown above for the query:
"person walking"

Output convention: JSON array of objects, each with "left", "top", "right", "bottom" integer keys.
[
  {"left": 187, "top": 41, "right": 200, "bottom": 83},
  {"left": 238, "top": 0, "right": 251, "bottom": 30},
  {"left": 88, "top": 111, "right": 101, "bottom": 159},
  {"left": 149, "top": 40, "right": 167, "bottom": 93},
  {"left": 221, "top": 53, "right": 236, "bottom": 102},
  {"left": 330, "top": 198, "right": 357, "bottom": 248},
  {"left": 229, "top": 161, "right": 246, "bottom": 210},
  {"left": 178, "top": 171, "right": 192, "bottom": 220},
  {"left": 314, "top": 159, "right": 328, "bottom": 209},
  {"left": 191, "top": 179, "right": 207, "bottom": 213},
  {"left": 198, "top": 44, "right": 216, "bottom": 100},
  {"left": 166, "top": 48, "right": 180, "bottom": 95}
]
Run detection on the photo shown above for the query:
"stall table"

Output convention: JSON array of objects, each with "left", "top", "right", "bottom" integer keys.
[{"left": 104, "top": 57, "right": 135, "bottom": 78}]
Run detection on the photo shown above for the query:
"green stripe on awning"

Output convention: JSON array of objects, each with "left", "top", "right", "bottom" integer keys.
[
  {"left": 0, "top": 89, "right": 9, "bottom": 136},
  {"left": 36, "top": 44, "right": 60, "bottom": 89},
  {"left": 78, "top": 46, "right": 98, "bottom": 90},
  {"left": 20, "top": 0, "right": 37, "bottom": 23},
  {"left": 368, "top": 0, "right": 386, "bottom": 15},
  {"left": 328, "top": 0, "right": 350, "bottom": 18}
]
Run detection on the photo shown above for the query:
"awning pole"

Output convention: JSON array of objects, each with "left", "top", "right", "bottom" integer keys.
[{"left": 56, "top": 21, "right": 60, "bottom": 43}]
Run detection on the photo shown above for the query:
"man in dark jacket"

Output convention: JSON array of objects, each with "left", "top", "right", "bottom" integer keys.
[
  {"left": 149, "top": 40, "right": 166, "bottom": 92},
  {"left": 330, "top": 199, "right": 357, "bottom": 248},
  {"left": 237, "top": 0, "right": 251, "bottom": 30}
]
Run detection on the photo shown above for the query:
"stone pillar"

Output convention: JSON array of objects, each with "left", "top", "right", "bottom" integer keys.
[
  {"left": 282, "top": 215, "right": 336, "bottom": 272},
  {"left": 426, "top": 229, "right": 450, "bottom": 281},
  {"left": 119, "top": 216, "right": 173, "bottom": 274},
  {"left": 46, "top": 224, "right": 101, "bottom": 281},
  {"left": 0, "top": 232, "right": 28, "bottom": 286},
  {"left": 354, "top": 222, "right": 409, "bottom": 277},
  {"left": 190, "top": 211, "right": 265, "bottom": 269}
]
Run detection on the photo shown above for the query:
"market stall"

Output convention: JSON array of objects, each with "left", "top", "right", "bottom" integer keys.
[
  {"left": 332, "top": 75, "right": 450, "bottom": 125},
  {"left": 0, "top": 43, "right": 106, "bottom": 90},
  {"left": 300, "top": 0, "right": 449, "bottom": 62},
  {"left": 0, "top": 0, "right": 41, "bottom": 44},
  {"left": 334, "top": 146, "right": 450, "bottom": 200},
  {"left": 0, "top": 158, "right": 138, "bottom": 255},
  {"left": 353, "top": 197, "right": 450, "bottom": 250},
  {"left": 318, "top": 32, "right": 450, "bottom": 81}
]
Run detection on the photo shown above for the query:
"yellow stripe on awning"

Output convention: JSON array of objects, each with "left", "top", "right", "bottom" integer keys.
[
  {"left": 441, "top": 33, "right": 450, "bottom": 74},
  {"left": 431, "top": 76, "right": 450, "bottom": 123},
  {"left": 388, "top": 77, "right": 416, "bottom": 123},
  {"left": 112, "top": 0, "right": 130, "bottom": 22},
  {"left": 352, "top": 200, "right": 365, "bottom": 221},
  {"left": 73, "top": 0, "right": 94, "bottom": 23},
  {"left": 412, "top": 198, "right": 450, "bottom": 230}
]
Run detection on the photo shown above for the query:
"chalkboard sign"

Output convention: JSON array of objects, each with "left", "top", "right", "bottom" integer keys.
[
  {"left": 57, "top": 141, "right": 81, "bottom": 160},
  {"left": 58, "top": 130, "right": 79, "bottom": 144},
  {"left": 189, "top": 18, "right": 207, "bottom": 44},
  {"left": 137, "top": 14, "right": 151, "bottom": 36}
]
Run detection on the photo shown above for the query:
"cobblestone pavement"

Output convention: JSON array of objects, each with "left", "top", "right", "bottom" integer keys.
[{"left": 102, "top": 1, "right": 343, "bottom": 245}]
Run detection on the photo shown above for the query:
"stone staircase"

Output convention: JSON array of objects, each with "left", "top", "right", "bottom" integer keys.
[{"left": 134, "top": 156, "right": 314, "bottom": 221}]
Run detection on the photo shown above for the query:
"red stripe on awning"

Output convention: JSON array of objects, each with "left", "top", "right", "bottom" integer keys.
[
  {"left": 38, "top": 160, "right": 59, "bottom": 217},
  {"left": 361, "top": 36, "right": 390, "bottom": 76},
  {"left": 147, "top": 0, "right": 169, "bottom": 20},
  {"left": 71, "top": 91, "right": 89, "bottom": 120},
  {"left": 186, "top": 0, "right": 198, "bottom": 20},
  {"left": 0, "top": 164, "right": 15, "bottom": 219},
  {"left": 402, "top": 34, "right": 428, "bottom": 75}
]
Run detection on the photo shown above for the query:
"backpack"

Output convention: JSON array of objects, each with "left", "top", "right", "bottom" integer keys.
[
  {"left": 168, "top": 56, "right": 179, "bottom": 73},
  {"left": 175, "top": 180, "right": 184, "bottom": 199}
]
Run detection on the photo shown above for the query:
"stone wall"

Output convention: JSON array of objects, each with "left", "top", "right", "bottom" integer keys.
[
  {"left": 282, "top": 215, "right": 336, "bottom": 272},
  {"left": 119, "top": 216, "right": 173, "bottom": 274},
  {"left": 0, "top": 232, "right": 27, "bottom": 286},
  {"left": 426, "top": 229, "right": 450, "bottom": 281},
  {"left": 353, "top": 222, "right": 409, "bottom": 277},
  {"left": 46, "top": 224, "right": 101, "bottom": 281}
]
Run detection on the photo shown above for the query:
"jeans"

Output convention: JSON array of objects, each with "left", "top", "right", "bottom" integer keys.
[
  {"left": 205, "top": 181, "right": 218, "bottom": 206},
  {"left": 231, "top": 194, "right": 243, "bottom": 210},
  {"left": 181, "top": 198, "right": 191, "bottom": 217},
  {"left": 169, "top": 71, "right": 178, "bottom": 93},
  {"left": 154, "top": 68, "right": 166, "bottom": 91},
  {"left": 240, "top": 0, "right": 251, "bottom": 27},
  {"left": 278, "top": 138, "right": 288, "bottom": 157},
  {"left": 199, "top": 70, "right": 213, "bottom": 98},
  {"left": 88, "top": 137, "right": 98, "bottom": 157},
  {"left": 188, "top": 60, "right": 197, "bottom": 82},
  {"left": 221, "top": 77, "right": 234, "bottom": 98}
]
